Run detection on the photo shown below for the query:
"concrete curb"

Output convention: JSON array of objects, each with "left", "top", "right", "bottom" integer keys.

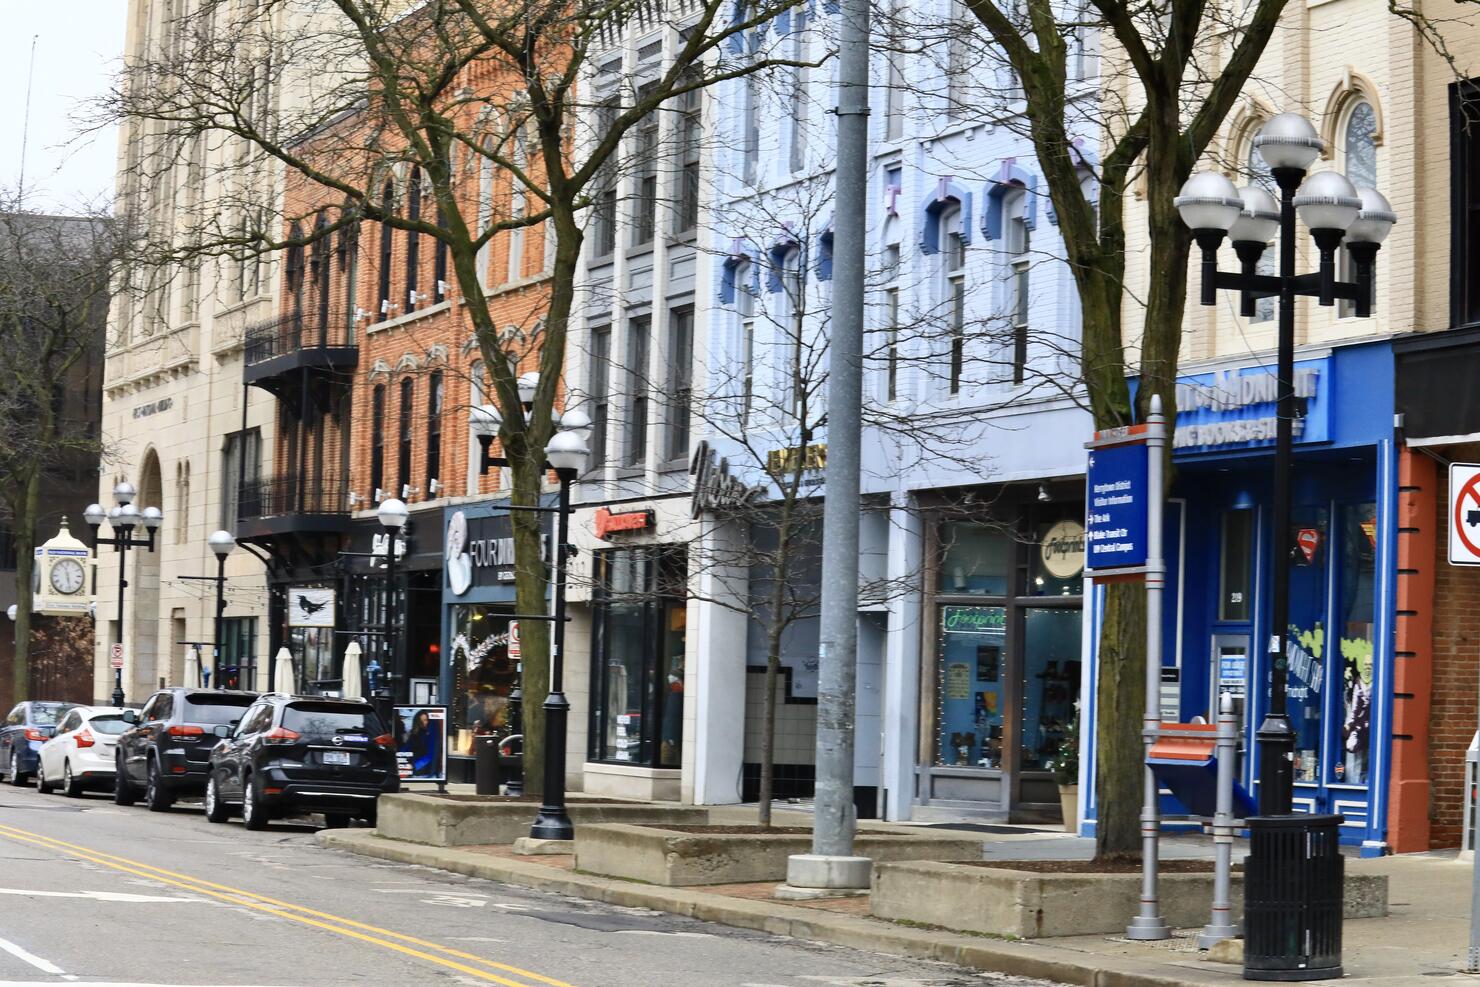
[{"left": 318, "top": 830, "right": 1231, "bottom": 987}]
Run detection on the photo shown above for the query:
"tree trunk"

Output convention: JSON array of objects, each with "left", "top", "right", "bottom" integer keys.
[
  {"left": 1094, "top": 581, "right": 1147, "bottom": 859},
  {"left": 10, "top": 468, "right": 40, "bottom": 705},
  {"left": 757, "top": 522, "right": 794, "bottom": 826}
]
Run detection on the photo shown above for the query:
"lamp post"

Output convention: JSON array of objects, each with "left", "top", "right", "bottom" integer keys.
[
  {"left": 469, "top": 376, "right": 590, "bottom": 838},
  {"left": 1176, "top": 112, "right": 1396, "bottom": 815},
  {"left": 376, "top": 497, "right": 408, "bottom": 726},
  {"left": 83, "top": 482, "right": 165, "bottom": 706},
  {"left": 207, "top": 530, "right": 235, "bottom": 686}
]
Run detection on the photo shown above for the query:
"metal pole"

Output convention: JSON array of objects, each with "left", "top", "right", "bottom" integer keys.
[
  {"left": 1469, "top": 658, "right": 1480, "bottom": 974},
  {"left": 1200, "top": 690, "right": 1240, "bottom": 948},
  {"left": 1258, "top": 167, "right": 1304, "bottom": 817},
  {"left": 1126, "top": 396, "right": 1170, "bottom": 940},
  {"left": 113, "top": 536, "right": 127, "bottom": 706},
  {"left": 213, "top": 553, "right": 226, "bottom": 688},
  {"left": 531, "top": 471, "right": 574, "bottom": 840}
]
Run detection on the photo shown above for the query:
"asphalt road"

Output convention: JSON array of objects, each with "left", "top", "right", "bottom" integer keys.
[{"left": 0, "top": 782, "right": 1057, "bottom": 987}]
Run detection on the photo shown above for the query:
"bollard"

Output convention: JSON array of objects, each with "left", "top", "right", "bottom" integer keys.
[
  {"left": 474, "top": 734, "right": 501, "bottom": 795},
  {"left": 1199, "top": 691, "right": 1240, "bottom": 948}
]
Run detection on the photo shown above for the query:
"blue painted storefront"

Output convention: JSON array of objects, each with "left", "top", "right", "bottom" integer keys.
[{"left": 1083, "top": 339, "right": 1397, "bottom": 851}]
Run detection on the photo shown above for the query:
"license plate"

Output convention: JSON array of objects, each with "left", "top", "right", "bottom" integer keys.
[{"left": 322, "top": 751, "right": 352, "bottom": 765}]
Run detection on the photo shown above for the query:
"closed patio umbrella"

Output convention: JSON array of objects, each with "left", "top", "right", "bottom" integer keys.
[
  {"left": 273, "top": 647, "right": 296, "bottom": 694},
  {"left": 341, "top": 642, "right": 363, "bottom": 700}
]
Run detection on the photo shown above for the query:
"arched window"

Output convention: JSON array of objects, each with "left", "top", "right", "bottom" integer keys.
[
  {"left": 398, "top": 377, "right": 415, "bottom": 497},
  {"left": 406, "top": 168, "right": 422, "bottom": 306},
  {"left": 939, "top": 204, "right": 966, "bottom": 395},
  {"left": 1339, "top": 101, "right": 1378, "bottom": 318},
  {"left": 378, "top": 181, "right": 394, "bottom": 315},
  {"left": 1245, "top": 129, "right": 1276, "bottom": 324}
]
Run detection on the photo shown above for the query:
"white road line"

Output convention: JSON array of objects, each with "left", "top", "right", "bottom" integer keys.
[
  {"left": 0, "top": 888, "right": 195, "bottom": 903},
  {"left": 0, "top": 935, "right": 65, "bottom": 977}
]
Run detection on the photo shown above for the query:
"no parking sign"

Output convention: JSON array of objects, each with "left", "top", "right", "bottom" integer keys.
[{"left": 1449, "top": 463, "right": 1480, "bottom": 565}]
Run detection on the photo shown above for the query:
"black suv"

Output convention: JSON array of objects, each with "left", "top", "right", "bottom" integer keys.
[
  {"left": 205, "top": 694, "right": 398, "bottom": 830},
  {"left": 115, "top": 688, "right": 258, "bottom": 810}
]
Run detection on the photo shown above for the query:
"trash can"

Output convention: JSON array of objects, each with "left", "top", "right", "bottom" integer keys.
[
  {"left": 1242, "top": 814, "right": 1344, "bottom": 981},
  {"left": 474, "top": 735, "right": 501, "bottom": 795}
]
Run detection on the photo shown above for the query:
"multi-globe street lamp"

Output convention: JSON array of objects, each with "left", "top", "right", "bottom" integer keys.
[
  {"left": 469, "top": 373, "right": 591, "bottom": 839},
  {"left": 83, "top": 482, "right": 165, "bottom": 706},
  {"left": 374, "top": 496, "right": 409, "bottom": 726},
  {"left": 1175, "top": 111, "right": 1396, "bottom": 816}
]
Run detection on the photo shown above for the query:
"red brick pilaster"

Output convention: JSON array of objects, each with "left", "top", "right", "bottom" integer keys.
[{"left": 1389, "top": 447, "right": 1434, "bottom": 853}]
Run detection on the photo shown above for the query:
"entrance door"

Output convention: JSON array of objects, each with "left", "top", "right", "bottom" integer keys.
[{"left": 1017, "top": 607, "right": 1082, "bottom": 808}]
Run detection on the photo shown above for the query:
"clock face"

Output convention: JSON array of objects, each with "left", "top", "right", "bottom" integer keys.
[{"left": 50, "top": 558, "right": 85, "bottom": 595}]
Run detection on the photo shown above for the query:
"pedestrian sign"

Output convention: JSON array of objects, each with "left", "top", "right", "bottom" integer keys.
[{"left": 1450, "top": 463, "right": 1480, "bottom": 565}]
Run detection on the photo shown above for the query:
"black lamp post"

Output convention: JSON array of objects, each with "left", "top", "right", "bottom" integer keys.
[
  {"left": 207, "top": 529, "right": 235, "bottom": 684},
  {"left": 469, "top": 373, "right": 591, "bottom": 839},
  {"left": 83, "top": 482, "right": 165, "bottom": 706},
  {"left": 376, "top": 497, "right": 408, "bottom": 725},
  {"left": 1176, "top": 111, "right": 1396, "bottom": 815}
]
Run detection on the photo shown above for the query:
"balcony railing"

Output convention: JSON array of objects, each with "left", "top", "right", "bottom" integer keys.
[
  {"left": 237, "top": 474, "right": 348, "bottom": 522},
  {"left": 244, "top": 311, "right": 355, "bottom": 367}
]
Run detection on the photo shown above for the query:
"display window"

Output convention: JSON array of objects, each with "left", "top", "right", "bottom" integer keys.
[
  {"left": 589, "top": 546, "right": 687, "bottom": 768},
  {"left": 936, "top": 605, "right": 1006, "bottom": 767},
  {"left": 1333, "top": 501, "right": 1376, "bottom": 786},
  {"left": 1285, "top": 506, "right": 1329, "bottom": 784},
  {"left": 448, "top": 604, "right": 517, "bottom": 758}
]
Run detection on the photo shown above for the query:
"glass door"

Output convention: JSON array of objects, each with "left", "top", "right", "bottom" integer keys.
[{"left": 1020, "top": 608, "right": 1082, "bottom": 772}]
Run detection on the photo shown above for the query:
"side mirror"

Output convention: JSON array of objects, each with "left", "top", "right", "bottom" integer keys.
[
  {"left": 212, "top": 724, "right": 232, "bottom": 739},
  {"left": 121, "top": 710, "right": 139, "bottom": 725}
]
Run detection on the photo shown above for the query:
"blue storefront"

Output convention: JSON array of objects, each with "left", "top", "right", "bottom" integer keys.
[{"left": 1084, "top": 338, "right": 1397, "bottom": 852}]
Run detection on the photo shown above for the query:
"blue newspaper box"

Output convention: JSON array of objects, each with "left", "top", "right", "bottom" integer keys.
[{"left": 1147, "top": 723, "right": 1256, "bottom": 819}]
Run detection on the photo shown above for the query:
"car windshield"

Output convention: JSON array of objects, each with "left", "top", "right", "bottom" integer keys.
[
  {"left": 182, "top": 694, "right": 256, "bottom": 726},
  {"left": 282, "top": 703, "right": 382, "bottom": 737},
  {"left": 86, "top": 715, "right": 130, "bottom": 735},
  {"left": 30, "top": 704, "right": 69, "bottom": 726}
]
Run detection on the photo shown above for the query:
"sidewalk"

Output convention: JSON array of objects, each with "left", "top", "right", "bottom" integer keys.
[{"left": 321, "top": 813, "right": 1474, "bottom": 987}]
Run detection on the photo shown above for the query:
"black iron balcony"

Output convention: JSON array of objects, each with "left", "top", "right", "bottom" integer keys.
[
  {"left": 235, "top": 473, "right": 351, "bottom": 542},
  {"left": 243, "top": 311, "right": 358, "bottom": 390}
]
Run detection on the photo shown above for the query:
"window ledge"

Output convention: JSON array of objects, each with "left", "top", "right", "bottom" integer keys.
[
  {"left": 625, "top": 245, "right": 656, "bottom": 263},
  {"left": 366, "top": 299, "right": 453, "bottom": 334},
  {"left": 615, "top": 465, "right": 646, "bottom": 480},
  {"left": 657, "top": 457, "right": 688, "bottom": 474}
]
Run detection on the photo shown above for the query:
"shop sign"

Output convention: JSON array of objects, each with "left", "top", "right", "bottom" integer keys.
[
  {"left": 941, "top": 605, "right": 1006, "bottom": 635},
  {"left": 1039, "top": 520, "right": 1085, "bottom": 579},
  {"left": 594, "top": 506, "right": 654, "bottom": 540},
  {"left": 1170, "top": 359, "right": 1330, "bottom": 453},
  {"left": 766, "top": 443, "right": 827, "bottom": 488},
  {"left": 445, "top": 509, "right": 550, "bottom": 594},
  {"left": 288, "top": 587, "right": 335, "bottom": 627},
  {"left": 1084, "top": 442, "right": 1149, "bottom": 572},
  {"left": 690, "top": 440, "right": 763, "bottom": 517}
]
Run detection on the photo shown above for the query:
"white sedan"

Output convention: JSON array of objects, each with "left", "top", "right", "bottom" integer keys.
[{"left": 37, "top": 706, "right": 130, "bottom": 797}]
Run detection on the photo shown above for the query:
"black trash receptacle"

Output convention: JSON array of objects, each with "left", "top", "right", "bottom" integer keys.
[
  {"left": 1243, "top": 814, "right": 1344, "bottom": 982},
  {"left": 474, "top": 736, "right": 501, "bottom": 795}
]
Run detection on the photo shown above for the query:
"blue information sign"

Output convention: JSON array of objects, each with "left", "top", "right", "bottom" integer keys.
[{"left": 1085, "top": 442, "right": 1149, "bottom": 571}]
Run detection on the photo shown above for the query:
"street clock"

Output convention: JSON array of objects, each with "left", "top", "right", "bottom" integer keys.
[{"left": 34, "top": 520, "right": 92, "bottom": 617}]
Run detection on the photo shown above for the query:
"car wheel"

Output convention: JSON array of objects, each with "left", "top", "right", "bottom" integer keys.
[
  {"left": 322, "top": 813, "right": 351, "bottom": 829},
  {"left": 62, "top": 761, "right": 84, "bottom": 799},
  {"left": 35, "top": 760, "right": 53, "bottom": 794},
  {"left": 144, "top": 758, "right": 174, "bottom": 812},
  {"left": 204, "top": 774, "right": 231, "bottom": 823},
  {"left": 241, "top": 774, "right": 268, "bottom": 831},
  {"left": 113, "top": 753, "right": 136, "bottom": 806},
  {"left": 8, "top": 752, "right": 26, "bottom": 786}
]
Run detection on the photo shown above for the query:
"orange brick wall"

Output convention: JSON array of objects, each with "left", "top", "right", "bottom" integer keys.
[{"left": 1390, "top": 448, "right": 1434, "bottom": 853}]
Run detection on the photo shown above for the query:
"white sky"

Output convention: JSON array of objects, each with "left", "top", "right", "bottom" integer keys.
[{"left": 0, "top": 3, "right": 127, "bottom": 213}]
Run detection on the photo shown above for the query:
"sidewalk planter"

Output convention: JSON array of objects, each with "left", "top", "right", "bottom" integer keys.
[
  {"left": 1058, "top": 785, "right": 1078, "bottom": 834},
  {"left": 870, "top": 861, "right": 1389, "bottom": 939},
  {"left": 376, "top": 793, "right": 710, "bottom": 846},
  {"left": 575, "top": 824, "right": 983, "bottom": 886}
]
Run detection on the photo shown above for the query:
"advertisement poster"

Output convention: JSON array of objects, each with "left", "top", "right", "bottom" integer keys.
[{"left": 392, "top": 705, "right": 448, "bottom": 783}]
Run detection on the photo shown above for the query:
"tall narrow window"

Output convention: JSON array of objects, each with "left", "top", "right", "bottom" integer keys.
[
  {"left": 378, "top": 181, "right": 394, "bottom": 314},
  {"left": 666, "top": 307, "right": 693, "bottom": 459},
  {"left": 1004, "top": 191, "right": 1030, "bottom": 384},
  {"left": 1339, "top": 100, "right": 1377, "bottom": 319},
  {"left": 884, "top": 0, "right": 905, "bottom": 140},
  {"left": 285, "top": 223, "right": 305, "bottom": 321},
  {"left": 625, "top": 315, "right": 651, "bottom": 465},
  {"left": 398, "top": 378, "right": 414, "bottom": 497},
  {"left": 591, "top": 101, "right": 619, "bottom": 257},
  {"left": 945, "top": 1, "right": 968, "bottom": 120},
  {"left": 788, "top": 10, "right": 808, "bottom": 174},
  {"left": 478, "top": 140, "right": 495, "bottom": 280},
  {"left": 313, "top": 211, "right": 330, "bottom": 339},
  {"left": 632, "top": 88, "right": 660, "bottom": 247},
  {"left": 370, "top": 384, "right": 386, "bottom": 498},
  {"left": 674, "top": 82, "right": 702, "bottom": 234},
  {"left": 780, "top": 248, "right": 805, "bottom": 413},
  {"left": 941, "top": 208, "right": 966, "bottom": 394},
  {"left": 434, "top": 207, "right": 449, "bottom": 302},
  {"left": 736, "top": 261, "right": 756, "bottom": 426},
  {"left": 406, "top": 168, "right": 422, "bottom": 306},
  {"left": 590, "top": 326, "right": 611, "bottom": 466},
  {"left": 509, "top": 133, "right": 527, "bottom": 281},
  {"left": 426, "top": 371, "right": 443, "bottom": 494},
  {"left": 338, "top": 218, "right": 360, "bottom": 337},
  {"left": 743, "top": 74, "right": 761, "bottom": 184},
  {"left": 466, "top": 360, "right": 487, "bottom": 494},
  {"left": 883, "top": 243, "right": 901, "bottom": 401},
  {"left": 222, "top": 429, "right": 261, "bottom": 526}
]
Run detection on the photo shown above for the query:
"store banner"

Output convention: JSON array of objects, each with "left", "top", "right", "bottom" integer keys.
[{"left": 392, "top": 705, "right": 448, "bottom": 783}]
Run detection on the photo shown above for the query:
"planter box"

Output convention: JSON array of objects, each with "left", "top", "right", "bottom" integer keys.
[
  {"left": 575, "top": 824, "right": 983, "bottom": 886},
  {"left": 376, "top": 793, "right": 710, "bottom": 846},
  {"left": 870, "top": 861, "right": 1389, "bottom": 939}
]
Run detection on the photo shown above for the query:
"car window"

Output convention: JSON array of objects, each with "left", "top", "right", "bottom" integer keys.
[
  {"left": 60, "top": 711, "right": 82, "bottom": 733},
  {"left": 283, "top": 703, "right": 382, "bottom": 737},
  {"left": 155, "top": 693, "right": 175, "bottom": 721},
  {"left": 241, "top": 704, "right": 273, "bottom": 735},
  {"left": 86, "top": 715, "right": 130, "bottom": 736},
  {"left": 183, "top": 693, "right": 255, "bottom": 727},
  {"left": 30, "top": 704, "right": 69, "bottom": 726},
  {"left": 6, "top": 705, "right": 22, "bottom": 726},
  {"left": 139, "top": 695, "right": 163, "bottom": 722}
]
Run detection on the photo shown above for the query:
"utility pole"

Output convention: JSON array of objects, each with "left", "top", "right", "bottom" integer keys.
[{"left": 784, "top": 0, "right": 871, "bottom": 895}]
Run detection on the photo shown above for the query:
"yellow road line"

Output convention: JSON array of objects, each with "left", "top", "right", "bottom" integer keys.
[{"left": 0, "top": 822, "right": 575, "bottom": 987}]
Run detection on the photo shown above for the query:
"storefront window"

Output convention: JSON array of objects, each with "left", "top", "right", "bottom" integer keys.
[
  {"left": 218, "top": 617, "right": 257, "bottom": 691},
  {"left": 936, "top": 605, "right": 1006, "bottom": 768},
  {"left": 448, "top": 604, "right": 517, "bottom": 758},
  {"left": 1020, "top": 608, "right": 1082, "bottom": 770},
  {"left": 1219, "top": 510, "right": 1255, "bottom": 622},
  {"left": 1286, "top": 507, "right": 1330, "bottom": 783},
  {"left": 940, "top": 523, "right": 1011, "bottom": 596},
  {"left": 591, "top": 546, "right": 687, "bottom": 768},
  {"left": 1334, "top": 502, "right": 1376, "bottom": 785},
  {"left": 293, "top": 626, "right": 334, "bottom": 693}
]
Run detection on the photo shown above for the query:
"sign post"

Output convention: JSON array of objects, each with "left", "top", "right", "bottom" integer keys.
[
  {"left": 1449, "top": 464, "right": 1480, "bottom": 972},
  {"left": 110, "top": 643, "right": 124, "bottom": 671},
  {"left": 1086, "top": 395, "right": 1169, "bottom": 942}
]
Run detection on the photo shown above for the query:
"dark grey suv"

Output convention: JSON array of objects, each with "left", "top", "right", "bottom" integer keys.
[{"left": 114, "top": 688, "right": 258, "bottom": 810}]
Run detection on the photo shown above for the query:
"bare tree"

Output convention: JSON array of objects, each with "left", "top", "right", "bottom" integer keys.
[{"left": 0, "top": 193, "right": 125, "bottom": 705}]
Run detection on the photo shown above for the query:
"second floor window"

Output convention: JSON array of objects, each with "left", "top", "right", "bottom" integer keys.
[
  {"left": 940, "top": 206, "right": 966, "bottom": 395},
  {"left": 625, "top": 314, "right": 651, "bottom": 465},
  {"left": 378, "top": 182, "right": 394, "bottom": 314},
  {"left": 406, "top": 168, "right": 422, "bottom": 306},
  {"left": 1004, "top": 190, "right": 1030, "bottom": 385},
  {"left": 426, "top": 371, "right": 443, "bottom": 494},
  {"left": 370, "top": 384, "right": 386, "bottom": 497},
  {"left": 589, "top": 326, "right": 611, "bottom": 466},
  {"left": 667, "top": 307, "right": 693, "bottom": 460},
  {"left": 632, "top": 88, "right": 659, "bottom": 247},
  {"left": 222, "top": 428, "right": 261, "bottom": 526},
  {"left": 398, "top": 377, "right": 414, "bottom": 497},
  {"left": 674, "top": 83, "right": 702, "bottom": 234},
  {"left": 591, "top": 101, "right": 619, "bottom": 257},
  {"left": 1339, "top": 100, "right": 1377, "bottom": 319}
]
